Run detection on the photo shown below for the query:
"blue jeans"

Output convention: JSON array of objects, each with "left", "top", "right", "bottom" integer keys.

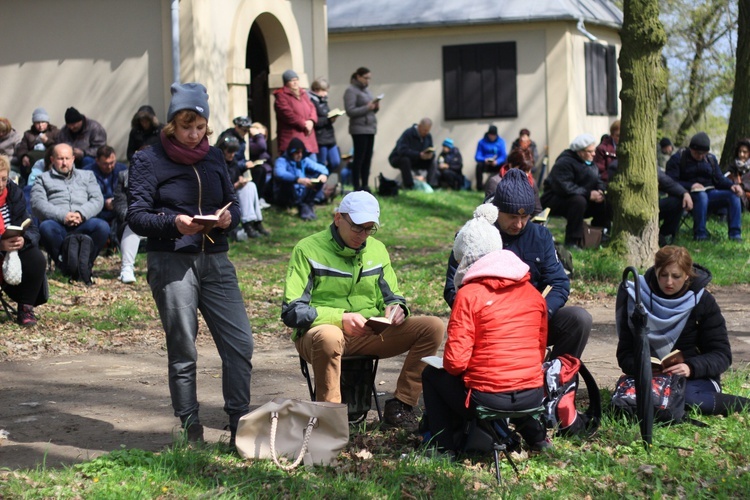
[
  {"left": 318, "top": 145, "right": 341, "bottom": 172},
  {"left": 147, "top": 251, "right": 254, "bottom": 422},
  {"left": 690, "top": 189, "right": 742, "bottom": 239},
  {"left": 39, "top": 218, "right": 110, "bottom": 264}
]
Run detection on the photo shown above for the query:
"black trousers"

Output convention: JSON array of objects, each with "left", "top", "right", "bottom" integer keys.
[
  {"left": 659, "top": 195, "right": 683, "bottom": 243},
  {"left": 422, "top": 366, "right": 546, "bottom": 451},
  {"left": 390, "top": 156, "right": 438, "bottom": 189},
  {"left": 548, "top": 306, "right": 592, "bottom": 359},
  {"left": 1, "top": 245, "right": 47, "bottom": 306},
  {"left": 542, "top": 193, "right": 611, "bottom": 245},
  {"left": 351, "top": 134, "right": 375, "bottom": 190}
]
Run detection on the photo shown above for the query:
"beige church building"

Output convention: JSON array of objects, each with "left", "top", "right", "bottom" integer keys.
[{"left": 1, "top": 0, "right": 622, "bottom": 187}]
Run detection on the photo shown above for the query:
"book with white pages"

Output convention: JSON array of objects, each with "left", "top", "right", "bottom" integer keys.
[{"left": 421, "top": 356, "right": 444, "bottom": 370}]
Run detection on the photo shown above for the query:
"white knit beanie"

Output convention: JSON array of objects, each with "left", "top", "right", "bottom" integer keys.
[{"left": 453, "top": 204, "right": 503, "bottom": 288}]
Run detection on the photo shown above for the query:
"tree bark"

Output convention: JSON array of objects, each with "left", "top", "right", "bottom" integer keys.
[
  {"left": 609, "top": 0, "right": 667, "bottom": 267},
  {"left": 721, "top": 0, "right": 750, "bottom": 167}
]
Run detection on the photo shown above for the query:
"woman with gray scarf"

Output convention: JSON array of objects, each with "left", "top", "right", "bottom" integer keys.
[{"left": 616, "top": 246, "right": 749, "bottom": 416}]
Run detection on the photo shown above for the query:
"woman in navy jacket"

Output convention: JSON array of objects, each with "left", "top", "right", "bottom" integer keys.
[{"left": 127, "top": 83, "right": 253, "bottom": 446}]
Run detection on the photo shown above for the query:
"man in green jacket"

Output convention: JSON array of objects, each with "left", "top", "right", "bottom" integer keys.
[{"left": 282, "top": 191, "right": 444, "bottom": 432}]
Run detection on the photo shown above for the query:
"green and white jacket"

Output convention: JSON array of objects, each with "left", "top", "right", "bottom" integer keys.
[{"left": 281, "top": 224, "right": 408, "bottom": 340}]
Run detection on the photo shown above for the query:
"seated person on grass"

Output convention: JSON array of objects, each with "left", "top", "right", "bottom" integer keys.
[
  {"left": 388, "top": 118, "right": 438, "bottom": 189},
  {"left": 281, "top": 191, "right": 444, "bottom": 432},
  {"left": 273, "top": 138, "right": 328, "bottom": 221},
  {"left": 423, "top": 203, "right": 550, "bottom": 457}
]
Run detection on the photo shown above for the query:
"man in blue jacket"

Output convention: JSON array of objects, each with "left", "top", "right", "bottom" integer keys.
[
  {"left": 474, "top": 125, "right": 507, "bottom": 191},
  {"left": 444, "top": 169, "right": 591, "bottom": 360},
  {"left": 86, "top": 145, "right": 128, "bottom": 224},
  {"left": 665, "top": 132, "right": 743, "bottom": 241}
]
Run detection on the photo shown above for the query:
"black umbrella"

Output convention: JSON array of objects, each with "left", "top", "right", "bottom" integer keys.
[{"left": 622, "top": 266, "right": 653, "bottom": 450}]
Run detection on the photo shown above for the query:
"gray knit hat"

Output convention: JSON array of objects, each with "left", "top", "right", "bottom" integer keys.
[
  {"left": 453, "top": 204, "right": 503, "bottom": 288},
  {"left": 569, "top": 133, "right": 597, "bottom": 151},
  {"left": 167, "top": 82, "right": 210, "bottom": 122},
  {"left": 282, "top": 69, "right": 299, "bottom": 84},
  {"left": 32, "top": 107, "right": 49, "bottom": 123},
  {"left": 493, "top": 168, "right": 535, "bottom": 216}
]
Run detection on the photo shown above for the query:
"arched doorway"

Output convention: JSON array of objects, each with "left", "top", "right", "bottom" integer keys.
[{"left": 246, "top": 22, "right": 270, "bottom": 129}]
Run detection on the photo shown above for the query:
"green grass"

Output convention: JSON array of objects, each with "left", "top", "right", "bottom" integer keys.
[
  {"left": 2, "top": 371, "right": 749, "bottom": 498},
  {"left": 2, "top": 189, "right": 750, "bottom": 497}
]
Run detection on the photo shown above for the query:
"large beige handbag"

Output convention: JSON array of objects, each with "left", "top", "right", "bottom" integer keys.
[{"left": 235, "top": 398, "right": 349, "bottom": 469}]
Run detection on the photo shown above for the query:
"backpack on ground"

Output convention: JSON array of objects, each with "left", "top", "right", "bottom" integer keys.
[
  {"left": 554, "top": 242, "right": 574, "bottom": 277},
  {"left": 59, "top": 233, "right": 95, "bottom": 285},
  {"left": 610, "top": 373, "right": 688, "bottom": 423},
  {"left": 377, "top": 173, "right": 399, "bottom": 196},
  {"left": 541, "top": 354, "right": 601, "bottom": 437}
]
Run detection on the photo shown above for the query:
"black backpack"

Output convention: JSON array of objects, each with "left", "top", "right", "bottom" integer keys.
[
  {"left": 542, "top": 355, "right": 602, "bottom": 437},
  {"left": 377, "top": 173, "right": 399, "bottom": 196},
  {"left": 59, "top": 234, "right": 95, "bottom": 285}
]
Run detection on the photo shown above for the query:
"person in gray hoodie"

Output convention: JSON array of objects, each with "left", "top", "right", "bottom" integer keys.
[{"left": 343, "top": 67, "right": 379, "bottom": 191}]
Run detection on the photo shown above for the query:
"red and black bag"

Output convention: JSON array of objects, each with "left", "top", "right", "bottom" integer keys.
[
  {"left": 542, "top": 354, "right": 601, "bottom": 437},
  {"left": 611, "top": 373, "right": 687, "bottom": 423}
]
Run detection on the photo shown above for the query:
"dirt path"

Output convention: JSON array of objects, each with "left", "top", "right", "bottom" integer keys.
[{"left": 2, "top": 286, "right": 748, "bottom": 470}]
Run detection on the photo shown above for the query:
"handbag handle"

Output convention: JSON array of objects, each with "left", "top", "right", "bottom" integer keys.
[{"left": 269, "top": 411, "right": 318, "bottom": 470}]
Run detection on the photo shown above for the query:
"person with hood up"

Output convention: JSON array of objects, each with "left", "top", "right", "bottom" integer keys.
[
  {"left": 616, "top": 246, "right": 750, "bottom": 416},
  {"left": 423, "top": 203, "right": 550, "bottom": 456},
  {"left": 272, "top": 137, "right": 328, "bottom": 220}
]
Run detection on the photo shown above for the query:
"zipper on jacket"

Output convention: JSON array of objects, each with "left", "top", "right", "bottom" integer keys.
[{"left": 192, "top": 164, "right": 206, "bottom": 252}]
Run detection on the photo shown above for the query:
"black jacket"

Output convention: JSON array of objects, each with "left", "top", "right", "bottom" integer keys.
[
  {"left": 542, "top": 149, "right": 605, "bottom": 201},
  {"left": 126, "top": 141, "right": 240, "bottom": 254},
  {"left": 2, "top": 180, "right": 40, "bottom": 250},
  {"left": 388, "top": 125, "right": 434, "bottom": 165},
  {"left": 616, "top": 264, "right": 731, "bottom": 381},
  {"left": 309, "top": 93, "right": 337, "bottom": 147},
  {"left": 666, "top": 149, "right": 733, "bottom": 191}
]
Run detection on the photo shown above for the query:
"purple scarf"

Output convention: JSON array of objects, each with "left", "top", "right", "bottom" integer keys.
[{"left": 160, "top": 130, "right": 210, "bottom": 164}]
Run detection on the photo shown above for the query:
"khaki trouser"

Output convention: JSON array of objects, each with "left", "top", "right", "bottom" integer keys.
[{"left": 295, "top": 316, "right": 445, "bottom": 407}]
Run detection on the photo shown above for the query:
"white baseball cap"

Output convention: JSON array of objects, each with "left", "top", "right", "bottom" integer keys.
[{"left": 336, "top": 191, "right": 380, "bottom": 225}]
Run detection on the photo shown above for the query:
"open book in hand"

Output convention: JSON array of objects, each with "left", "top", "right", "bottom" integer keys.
[
  {"left": 690, "top": 185, "right": 715, "bottom": 192},
  {"left": 192, "top": 202, "right": 233, "bottom": 233},
  {"left": 309, "top": 175, "right": 327, "bottom": 185},
  {"left": 365, "top": 316, "right": 392, "bottom": 334},
  {"left": 1, "top": 218, "right": 31, "bottom": 239},
  {"left": 421, "top": 356, "right": 444, "bottom": 370},
  {"left": 327, "top": 108, "right": 346, "bottom": 119},
  {"left": 372, "top": 93, "right": 385, "bottom": 103},
  {"left": 651, "top": 349, "right": 684, "bottom": 372}
]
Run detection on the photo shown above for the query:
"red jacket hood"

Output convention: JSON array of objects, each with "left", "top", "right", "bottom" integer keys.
[{"left": 462, "top": 249, "right": 530, "bottom": 287}]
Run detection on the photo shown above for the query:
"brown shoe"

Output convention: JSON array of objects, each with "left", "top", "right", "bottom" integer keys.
[{"left": 383, "top": 398, "right": 419, "bottom": 433}]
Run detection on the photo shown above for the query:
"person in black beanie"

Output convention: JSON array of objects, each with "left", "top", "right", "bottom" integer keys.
[
  {"left": 56, "top": 107, "right": 107, "bottom": 168},
  {"left": 666, "top": 131, "right": 743, "bottom": 241},
  {"left": 444, "top": 169, "right": 592, "bottom": 383}
]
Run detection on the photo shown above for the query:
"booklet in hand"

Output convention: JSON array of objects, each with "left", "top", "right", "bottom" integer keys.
[
  {"left": 365, "top": 316, "right": 392, "bottom": 334},
  {"left": 372, "top": 93, "right": 385, "bottom": 103},
  {"left": 327, "top": 108, "right": 346, "bottom": 119},
  {"left": 192, "top": 202, "right": 233, "bottom": 233},
  {"left": 1, "top": 218, "right": 31, "bottom": 239},
  {"left": 651, "top": 349, "right": 684, "bottom": 373}
]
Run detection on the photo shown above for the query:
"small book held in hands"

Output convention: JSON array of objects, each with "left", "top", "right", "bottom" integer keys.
[
  {"left": 690, "top": 185, "right": 715, "bottom": 192},
  {"left": 651, "top": 349, "right": 684, "bottom": 372},
  {"left": 532, "top": 207, "right": 551, "bottom": 224},
  {"left": 327, "top": 108, "right": 346, "bottom": 119},
  {"left": 192, "top": 202, "right": 233, "bottom": 232},
  {"left": 372, "top": 93, "right": 385, "bottom": 103},
  {"left": 365, "top": 316, "right": 392, "bottom": 334},
  {"left": 422, "top": 146, "right": 436, "bottom": 154},
  {"left": 1, "top": 218, "right": 31, "bottom": 239}
]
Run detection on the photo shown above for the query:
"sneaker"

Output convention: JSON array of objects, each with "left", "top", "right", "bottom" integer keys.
[
  {"left": 383, "top": 398, "right": 419, "bottom": 433},
  {"left": 242, "top": 223, "right": 261, "bottom": 239},
  {"left": 119, "top": 268, "right": 136, "bottom": 284},
  {"left": 17, "top": 304, "right": 37, "bottom": 327},
  {"left": 259, "top": 198, "right": 271, "bottom": 210},
  {"left": 529, "top": 437, "right": 554, "bottom": 452},
  {"left": 253, "top": 221, "right": 271, "bottom": 236}
]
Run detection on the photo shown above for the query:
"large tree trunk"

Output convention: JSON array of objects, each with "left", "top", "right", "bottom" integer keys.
[
  {"left": 609, "top": 0, "right": 667, "bottom": 268},
  {"left": 721, "top": 0, "right": 750, "bottom": 166}
]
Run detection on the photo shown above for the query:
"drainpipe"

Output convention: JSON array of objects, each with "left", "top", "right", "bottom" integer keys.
[{"left": 171, "top": 0, "right": 180, "bottom": 83}]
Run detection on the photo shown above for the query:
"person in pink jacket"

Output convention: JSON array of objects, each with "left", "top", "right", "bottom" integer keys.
[
  {"left": 422, "top": 203, "right": 550, "bottom": 457},
  {"left": 273, "top": 70, "right": 318, "bottom": 156}
]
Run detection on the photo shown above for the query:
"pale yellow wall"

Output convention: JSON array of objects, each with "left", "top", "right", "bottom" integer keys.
[
  {"left": 0, "top": 0, "right": 171, "bottom": 160},
  {"left": 329, "top": 20, "right": 621, "bottom": 186}
]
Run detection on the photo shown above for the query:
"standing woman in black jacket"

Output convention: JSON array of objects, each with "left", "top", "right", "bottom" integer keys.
[
  {"left": 309, "top": 78, "right": 341, "bottom": 177},
  {"left": 0, "top": 155, "right": 47, "bottom": 326},
  {"left": 616, "top": 246, "right": 749, "bottom": 416},
  {"left": 127, "top": 83, "right": 254, "bottom": 445}
]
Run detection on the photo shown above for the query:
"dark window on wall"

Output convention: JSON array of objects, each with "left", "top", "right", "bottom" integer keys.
[
  {"left": 585, "top": 42, "right": 618, "bottom": 116},
  {"left": 443, "top": 42, "right": 517, "bottom": 120}
]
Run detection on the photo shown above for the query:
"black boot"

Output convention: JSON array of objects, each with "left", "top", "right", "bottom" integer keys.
[
  {"left": 253, "top": 221, "right": 270, "bottom": 236},
  {"left": 242, "top": 222, "right": 261, "bottom": 239},
  {"left": 714, "top": 393, "right": 750, "bottom": 416}
]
